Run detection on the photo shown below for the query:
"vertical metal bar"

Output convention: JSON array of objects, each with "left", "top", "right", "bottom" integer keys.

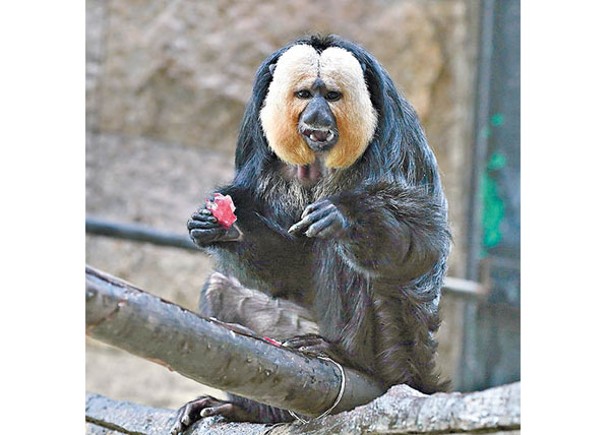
[
  {"left": 466, "top": 0, "right": 495, "bottom": 282},
  {"left": 458, "top": 0, "right": 496, "bottom": 392},
  {"left": 459, "top": 0, "right": 521, "bottom": 392}
]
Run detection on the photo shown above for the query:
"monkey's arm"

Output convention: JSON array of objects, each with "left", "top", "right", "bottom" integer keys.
[{"left": 292, "top": 182, "right": 450, "bottom": 280}]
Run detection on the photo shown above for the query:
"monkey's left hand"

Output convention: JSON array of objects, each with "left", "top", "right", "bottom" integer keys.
[{"left": 288, "top": 199, "right": 348, "bottom": 239}]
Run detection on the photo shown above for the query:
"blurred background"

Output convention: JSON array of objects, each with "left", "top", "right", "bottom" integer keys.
[{"left": 86, "top": 0, "right": 520, "bottom": 409}]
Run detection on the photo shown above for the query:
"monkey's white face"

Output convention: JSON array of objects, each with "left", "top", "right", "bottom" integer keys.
[{"left": 260, "top": 44, "right": 377, "bottom": 172}]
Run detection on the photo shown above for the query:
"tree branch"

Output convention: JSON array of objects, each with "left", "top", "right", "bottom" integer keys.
[
  {"left": 85, "top": 265, "right": 384, "bottom": 418},
  {"left": 85, "top": 382, "right": 520, "bottom": 434}
]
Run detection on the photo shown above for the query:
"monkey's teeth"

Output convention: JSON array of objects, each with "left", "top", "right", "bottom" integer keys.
[{"left": 308, "top": 130, "right": 334, "bottom": 142}]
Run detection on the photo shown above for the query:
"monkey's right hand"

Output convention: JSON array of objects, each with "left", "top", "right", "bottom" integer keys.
[{"left": 187, "top": 208, "right": 241, "bottom": 247}]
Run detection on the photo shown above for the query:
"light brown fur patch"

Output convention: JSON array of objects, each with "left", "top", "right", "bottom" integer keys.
[{"left": 259, "top": 44, "right": 377, "bottom": 169}]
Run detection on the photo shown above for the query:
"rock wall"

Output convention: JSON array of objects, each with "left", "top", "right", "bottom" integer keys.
[{"left": 86, "top": 0, "right": 480, "bottom": 409}]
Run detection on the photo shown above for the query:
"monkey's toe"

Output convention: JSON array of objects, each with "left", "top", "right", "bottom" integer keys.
[
  {"left": 171, "top": 396, "right": 238, "bottom": 434},
  {"left": 170, "top": 396, "right": 208, "bottom": 435},
  {"left": 171, "top": 396, "right": 268, "bottom": 432}
]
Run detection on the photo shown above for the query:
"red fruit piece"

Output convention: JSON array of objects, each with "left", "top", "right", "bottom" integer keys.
[{"left": 205, "top": 193, "right": 237, "bottom": 229}]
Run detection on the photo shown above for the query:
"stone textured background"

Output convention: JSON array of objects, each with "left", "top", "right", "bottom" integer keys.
[{"left": 86, "top": 0, "right": 480, "bottom": 410}]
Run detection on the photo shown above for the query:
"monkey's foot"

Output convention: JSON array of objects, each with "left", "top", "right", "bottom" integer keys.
[
  {"left": 170, "top": 396, "right": 254, "bottom": 434},
  {"left": 282, "top": 334, "right": 346, "bottom": 364}
]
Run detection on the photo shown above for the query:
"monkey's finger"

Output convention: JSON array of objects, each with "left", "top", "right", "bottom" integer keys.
[
  {"left": 293, "top": 205, "right": 336, "bottom": 233},
  {"left": 288, "top": 212, "right": 319, "bottom": 234},
  {"left": 188, "top": 217, "right": 219, "bottom": 230},
  {"left": 288, "top": 218, "right": 311, "bottom": 235},
  {"left": 304, "top": 215, "right": 334, "bottom": 238},
  {"left": 190, "top": 212, "right": 216, "bottom": 224},
  {"left": 200, "top": 403, "right": 235, "bottom": 418},
  {"left": 282, "top": 333, "right": 326, "bottom": 348},
  {"left": 190, "top": 228, "right": 225, "bottom": 244},
  {"left": 290, "top": 205, "right": 335, "bottom": 235},
  {"left": 301, "top": 199, "right": 333, "bottom": 218},
  {"left": 171, "top": 396, "right": 213, "bottom": 435},
  {"left": 305, "top": 214, "right": 345, "bottom": 239},
  {"left": 194, "top": 208, "right": 215, "bottom": 218},
  {"left": 299, "top": 204, "right": 341, "bottom": 233},
  {"left": 188, "top": 211, "right": 217, "bottom": 225}
]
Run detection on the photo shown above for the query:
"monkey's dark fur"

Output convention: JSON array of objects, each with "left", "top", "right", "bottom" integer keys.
[{"left": 174, "top": 35, "right": 451, "bottom": 431}]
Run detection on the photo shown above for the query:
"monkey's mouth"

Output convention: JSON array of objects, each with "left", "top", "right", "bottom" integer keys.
[{"left": 300, "top": 127, "right": 338, "bottom": 152}]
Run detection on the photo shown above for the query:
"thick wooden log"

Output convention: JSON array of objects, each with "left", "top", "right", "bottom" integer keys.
[
  {"left": 85, "top": 265, "right": 384, "bottom": 418},
  {"left": 85, "top": 393, "right": 268, "bottom": 435},
  {"left": 86, "top": 382, "right": 520, "bottom": 434},
  {"left": 274, "top": 382, "right": 521, "bottom": 434}
]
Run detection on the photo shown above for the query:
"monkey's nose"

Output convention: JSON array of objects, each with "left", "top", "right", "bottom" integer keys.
[{"left": 300, "top": 97, "right": 336, "bottom": 128}]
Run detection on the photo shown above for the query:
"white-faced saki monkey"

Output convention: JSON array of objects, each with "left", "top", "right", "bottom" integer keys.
[{"left": 173, "top": 34, "right": 451, "bottom": 432}]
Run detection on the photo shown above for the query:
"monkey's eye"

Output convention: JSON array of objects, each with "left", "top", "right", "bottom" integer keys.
[
  {"left": 295, "top": 90, "right": 312, "bottom": 99},
  {"left": 325, "top": 91, "right": 342, "bottom": 102}
]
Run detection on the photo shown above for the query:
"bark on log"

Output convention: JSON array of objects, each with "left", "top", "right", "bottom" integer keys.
[
  {"left": 273, "top": 382, "right": 520, "bottom": 434},
  {"left": 86, "top": 382, "right": 520, "bottom": 434},
  {"left": 85, "top": 265, "right": 384, "bottom": 418}
]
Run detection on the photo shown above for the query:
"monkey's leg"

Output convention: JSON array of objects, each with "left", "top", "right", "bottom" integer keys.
[
  {"left": 200, "top": 272, "right": 319, "bottom": 340},
  {"left": 171, "top": 273, "right": 319, "bottom": 433},
  {"left": 203, "top": 274, "right": 351, "bottom": 375}
]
